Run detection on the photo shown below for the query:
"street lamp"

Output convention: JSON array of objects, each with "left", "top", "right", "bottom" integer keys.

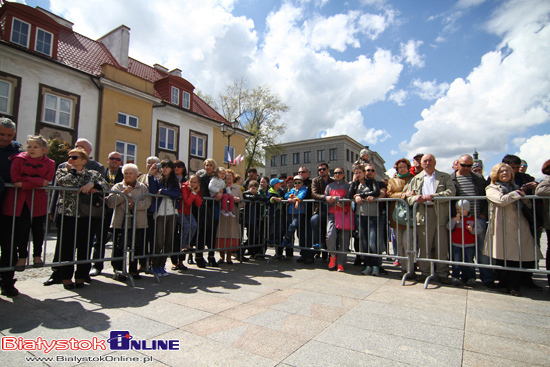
[{"left": 220, "top": 119, "right": 238, "bottom": 168}]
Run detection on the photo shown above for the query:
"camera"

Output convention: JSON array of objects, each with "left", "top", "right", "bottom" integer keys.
[{"left": 156, "top": 163, "right": 162, "bottom": 170}]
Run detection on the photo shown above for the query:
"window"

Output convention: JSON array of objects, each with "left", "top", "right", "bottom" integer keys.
[
  {"left": 329, "top": 148, "right": 337, "bottom": 161},
  {"left": 43, "top": 93, "right": 72, "bottom": 127},
  {"left": 190, "top": 135, "right": 205, "bottom": 158},
  {"left": 317, "top": 150, "right": 324, "bottom": 162},
  {"left": 159, "top": 126, "right": 176, "bottom": 150},
  {"left": 304, "top": 151, "right": 311, "bottom": 163},
  {"left": 271, "top": 156, "right": 277, "bottom": 167},
  {"left": 36, "top": 29, "right": 53, "bottom": 56},
  {"left": 293, "top": 153, "right": 300, "bottom": 165},
  {"left": 281, "top": 154, "right": 287, "bottom": 166},
  {"left": 355, "top": 154, "right": 359, "bottom": 162},
  {"left": 224, "top": 145, "right": 235, "bottom": 163},
  {"left": 116, "top": 141, "right": 136, "bottom": 164},
  {"left": 0, "top": 80, "right": 11, "bottom": 114},
  {"left": 347, "top": 170, "right": 351, "bottom": 182},
  {"left": 11, "top": 18, "right": 30, "bottom": 48},
  {"left": 117, "top": 112, "right": 138, "bottom": 128},
  {"left": 182, "top": 91, "right": 190, "bottom": 109},
  {"left": 346, "top": 149, "right": 350, "bottom": 162},
  {"left": 171, "top": 87, "right": 179, "bottom": 105}
]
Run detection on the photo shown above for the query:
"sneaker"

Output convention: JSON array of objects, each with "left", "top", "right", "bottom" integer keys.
[
  {"left": 281, "top": 238, "right": 292, "bottom": 248},
  {"left": 228, "top": 211, "right": 236, "bottom": 217},
  {"left": 372, "top": 266, "right": 380, "bottom": 276},
  {"left": 451, "top": 277, "right": 461, "bottom": 286},
  {"left": 362, "top": 266, "right": 373, "bottom": 275},
  {"left": 466, "top": 279, "right": 476, "bottom": 287},
  {"left": 221, "top": 210, "right": 230, "bottom": 217},
  {"left": 393, "top": 259, "right": 400, "bottom": 266},
  {"left": 328, "top": 256, "right": 337, "bottom": 270},
  {"left": 313, "top": 243, "right": 320, "bottom": 249},
  {"left": 337, "top": 265, "right": 344, "bottom": 272}
]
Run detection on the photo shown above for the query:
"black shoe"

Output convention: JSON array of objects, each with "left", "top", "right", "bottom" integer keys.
[
  {"left": 353, "top": 257, "right": 363, "bottom": 266},
  {"left": 63, "top": 283, "right": 75, "bottom": 290},
  {"left": 113, "top": 274, "right": 127, "bottom": 282},
  {"left": 44, "top": 276, "right": 62, "bottom": 286},
  {"left": 196, "top": 258, "right": 207, "bottom": 268},
  {"left": 379, "top": 267, "right": 388, "bottom": 275},
  {"left": 208, "top": 258, "right": 219, "bottom": 267},
  {"left": 75, "top": 282, "right": 85, "bottom": 289},
  {"left": 235, "top": 254, "right": 249, "bottom": 262},
  {"left": 296, "top": 256, "right": 306, "bottom": 263},
  {"left": 1, "top": 280, "right": 19, "bottom": 297},
  {"left": 83, "top": 275, "right": 93, "bottom": 283}
]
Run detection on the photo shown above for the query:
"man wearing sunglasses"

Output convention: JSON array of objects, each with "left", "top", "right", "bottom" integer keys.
[
  {"left": 311, "top": 162, "right": 335, "bottom": 262},
  {"left": 451, "top": 154, "right": 494, "bottom": 288}
]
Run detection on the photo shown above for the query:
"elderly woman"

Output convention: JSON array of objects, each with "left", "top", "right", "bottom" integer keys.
[
  {"left": 216, "top": 169, "right": 243, "bottom": 264},
  {"left": 108, "top": 164, "right": 151, "bottom": 281},
  {"left": 387, "top": 158, "right": 415, "bottom": 274},
  {"left": 485, "top": 163, "right": 540, "bottom": 296},
  {"left": 55, "top": 148, "right": 109, "bottom": 289},
  {"left": 196, "top": 158, "right": 221, "bottom": 267},
  {"left": 535, "top": 159, "right": 550, "bottom": 287}
]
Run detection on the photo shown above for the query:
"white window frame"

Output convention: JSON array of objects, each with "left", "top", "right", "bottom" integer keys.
[
  {"left": 35, "top": 28, "right": 53, "bottom": 56},
  {"left": 224, "top": 145, "right": 235, "bottom": 163},
  {"left": 159, "top": 126, "right": 176, "bottom": 151},
  {"left": 43, "top": 92, "right": 73, "bottom": 127},
  {"left": 0, "top": 80, "right": 12, "bottom": 115},
  {"left": 11, "top": 18, "right": 30, "bottom": 48},
  {"left": 116, "top": 140, "right": 137, "bottom": 164},
  {"left": 190, "top": 135, "right": 205, "bottom": 158},
  {"left": 171, "top": 86, "right": 179, "bottom": 105},
  {"left": 117, "top": 112, "right": 139, "bottom": 128},
  {"left": 182, "top": 91, "right": 190, "bottom": 109}
]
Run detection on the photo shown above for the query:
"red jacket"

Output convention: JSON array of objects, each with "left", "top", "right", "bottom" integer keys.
[
  {"left": 179, "top": 182, "right": 202, "bottom": 215},
  {"left": 2, "top": 152, "right": 55, "bottom": 217}
]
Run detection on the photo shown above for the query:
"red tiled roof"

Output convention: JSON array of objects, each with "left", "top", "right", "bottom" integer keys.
[
  {"left": 192, "top": 94, "right": 228, "bottom": 124},
  {"left": 57, "top": 29, "right": 119, "bottom": 76}
]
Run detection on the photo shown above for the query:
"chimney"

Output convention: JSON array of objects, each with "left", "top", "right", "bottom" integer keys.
[
  {"left": 98, "top": 25, "right": 130, "bottom": 69},
  {"left": 153, "top": 64, "right": 169, "bottom": 73}
]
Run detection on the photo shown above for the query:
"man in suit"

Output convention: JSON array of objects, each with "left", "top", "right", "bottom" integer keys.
[{"left": 407, "top": 154, "right": 456, "bottom": 283}]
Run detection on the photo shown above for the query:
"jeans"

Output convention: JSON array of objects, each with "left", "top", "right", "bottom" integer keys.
[
  {"left": 359, "top": 216, "right": 383, "bottom": 267},
  {"left": 451, "top": 244, "right": 475, "bottom": 281}
]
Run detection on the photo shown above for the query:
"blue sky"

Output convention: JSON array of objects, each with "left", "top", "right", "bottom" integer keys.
[{"left": 21, "top": 0, "right": 550, "bottom": 178}]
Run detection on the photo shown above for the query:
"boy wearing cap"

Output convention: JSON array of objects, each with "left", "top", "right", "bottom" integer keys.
[
  {"left": 446, "top": 200, "right": 483, "bottom": 286},
  {"left": 267, "top": 178, "right": 286, "bottom": 258},
  {"left": 281, "top": 175, "right": 309, "bottom": 259}
]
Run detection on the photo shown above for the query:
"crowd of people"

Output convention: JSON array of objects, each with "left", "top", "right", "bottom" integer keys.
[{"left": 0, "top": 117, "right": 549, "bottom": 298}]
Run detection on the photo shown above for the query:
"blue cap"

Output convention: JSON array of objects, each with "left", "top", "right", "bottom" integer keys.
[{"left": 270, "top": 178, "right": 284, "bottom": 186}]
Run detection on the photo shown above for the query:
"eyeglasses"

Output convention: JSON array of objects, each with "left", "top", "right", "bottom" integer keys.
[
  {"left": 294, "top": 181, "right": 303, "bottom": 184},
  {"left": 318, "top": 168, "right": 327, "bottom": 171},
  {"left": 366, "top": 169, "right": 375, "bottom": 172},
  {"left": 109, "top": 157, "right": 122, "bottom": 161},
  {"left": 68, "top": 155, "right": 80, "bottom": 160},
  {"left": 298, "top": 171, "right": 307, "bottom": 174},
  {"left": 520, "top": 164, "right": 527, "bottom": 168},
  {"left": 334, "top": 171, "right": 344, "bottom": 175},
  {"left": 460, "top": 163, "right": 473, "bottom": 168}
]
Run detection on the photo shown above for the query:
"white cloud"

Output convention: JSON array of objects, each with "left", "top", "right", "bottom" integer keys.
[
  {"left": 512, "top": 137, "right": 527, "bottom": 147},
  {"left": 401, "top": 0, "right": 550, "bottom": 163},
  {"left": 389, "top": 89, "right": 408, "bottom": 106},
  {"left": 515, "top": 134, "right": 550, "bottom": 181},
  {"left": 456, "top": 0, "right": 487, "bottom": 9},
  {"left": 390, "top": 149, "right": 398, "bottom": 155},
  {"left": 400, "top": 39, "right": 424, "bottom": 67},
  {"left": 411, "top": 79, "right": 450, "bottom": 100}
]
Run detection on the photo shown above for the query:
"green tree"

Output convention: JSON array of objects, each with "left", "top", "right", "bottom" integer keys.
[
  {"left": 46, "top": 138, "right": 71, "bottom": 168},
  {"left": 219, "top": 78, "right": 289, "bottom": 171}
]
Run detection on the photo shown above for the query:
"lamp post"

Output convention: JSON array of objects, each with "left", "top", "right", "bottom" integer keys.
[{"left": 220, "top": 119, "right": 237, "bottom": 168}]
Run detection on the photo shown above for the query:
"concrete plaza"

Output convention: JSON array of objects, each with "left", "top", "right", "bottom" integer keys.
[{"left": 1, "top": 247, "right": 549, "bottom": 367}]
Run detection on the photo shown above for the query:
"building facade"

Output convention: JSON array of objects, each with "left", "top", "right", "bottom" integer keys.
[{"left": 264, "top": 135, "right": 386, "bottom": 182}]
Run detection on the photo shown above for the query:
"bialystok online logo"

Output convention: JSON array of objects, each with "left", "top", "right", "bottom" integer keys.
[{"left": 1, "top": 331, "right": 179, "bottom": 354}]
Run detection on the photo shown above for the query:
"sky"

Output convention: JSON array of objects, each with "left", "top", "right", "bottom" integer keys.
[{"left": 20, "top": 0, "right": 550, "bottom": 179}]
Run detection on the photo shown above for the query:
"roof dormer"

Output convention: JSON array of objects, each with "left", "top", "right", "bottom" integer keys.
[{"left": 154, "top": 74, "right": 195, "bottom": 110}]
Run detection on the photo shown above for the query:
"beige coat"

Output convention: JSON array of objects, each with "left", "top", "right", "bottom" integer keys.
[
  {"left": 535, "top": 176, "right": 550, "bottom": 229},
  {"left": 217, "top": 184, "right": 243, "bottom": 240},
  {"left": 107, "top": 181, "right": 151, "bottom": 229},
  {"left": 387, "top": 173, "right": 414, "bottom": 229},
  {"left": 406, "top": 170, "right": 455, "bottom": 226},
  {"left": 484, "top": 183, "right": 539, "bottom": 261}
]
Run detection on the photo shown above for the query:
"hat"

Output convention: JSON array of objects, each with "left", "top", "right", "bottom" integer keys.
[
  {"left": 360, "top": 149, "right": 369, "bottom": 157},
  {"left": 472, "top": 162, "right": 482, "bottom": 169},
  {"left": 414, "top": 153, "right": 424, "bottom": 158},
  {"left": 270, "top": 178, "right": 284, "bottom": 186},
  {"left": 293, "top": 175, "right": 303, "bottom": 181},
  {"left": 456, "top": 199, "right": 471, "bottom": 213}
]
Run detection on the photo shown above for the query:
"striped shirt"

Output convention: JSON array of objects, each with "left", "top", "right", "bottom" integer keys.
[{"left": 456, "top": 174, "right": 481, "bottom": 215}]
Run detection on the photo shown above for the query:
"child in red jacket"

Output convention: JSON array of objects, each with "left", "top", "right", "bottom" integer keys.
[
  {"left": 3, "top": 135, "right": 55, "bottom": 270},
  {"left": 179, "top": 174, "right": 202, "bottom": 254}
]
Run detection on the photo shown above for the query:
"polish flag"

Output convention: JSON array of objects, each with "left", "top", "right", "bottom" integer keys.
[
  {"left": 227, "top": 150, "right": 232, "bottom": 164},
  {"left": 233, "top": 154, "right": 241, "bottom": 165}
]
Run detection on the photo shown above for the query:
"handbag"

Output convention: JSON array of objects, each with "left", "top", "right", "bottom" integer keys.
[
  {"left": 393, "top": 200, "right": 414, "bottom": 227},
  {"left": 334, "top": 210, "right": 355, "bottom": 230},
  {"left": 79, "top": 192, "right": 104, "bottom": 218}
]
